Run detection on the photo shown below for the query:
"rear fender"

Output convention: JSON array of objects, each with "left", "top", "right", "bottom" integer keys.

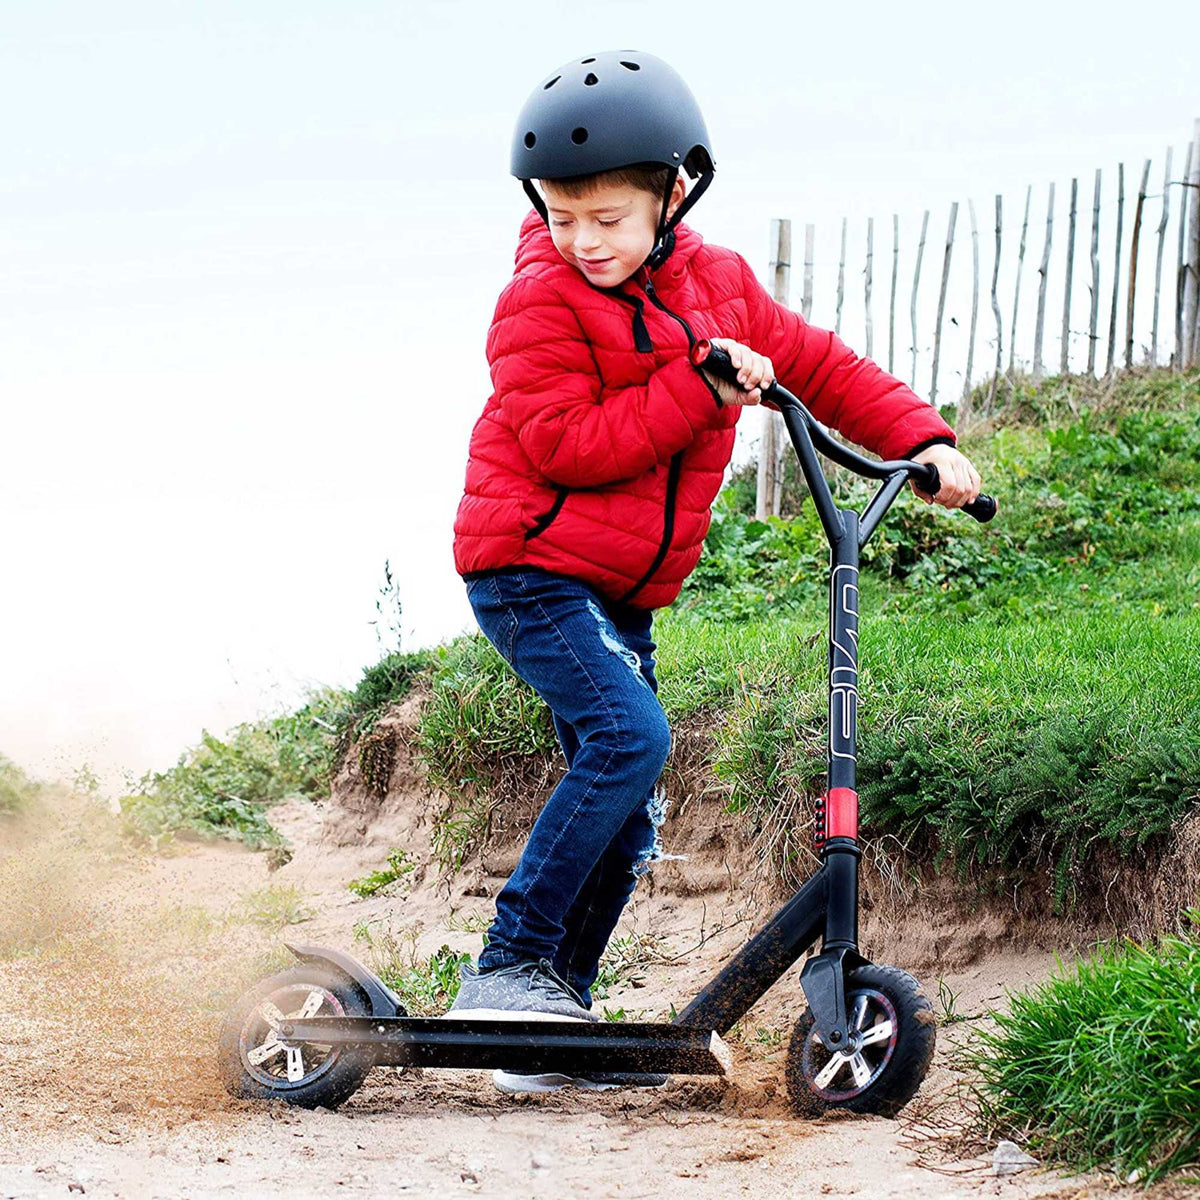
[{"left": 283, "top": 941, "right": 407, "bottom": 1017}]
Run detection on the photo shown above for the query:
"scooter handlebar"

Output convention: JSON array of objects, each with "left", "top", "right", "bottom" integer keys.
[{"left": 691, "top": 339, "right": 998, "bottom": 524}]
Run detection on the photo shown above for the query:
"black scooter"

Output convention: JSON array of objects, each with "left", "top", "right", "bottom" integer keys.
[{"left": 218, "top": 342, "right": 996, "bottom": 1117}]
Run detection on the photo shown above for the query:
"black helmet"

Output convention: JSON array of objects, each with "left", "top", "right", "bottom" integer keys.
[{"left": 510, "top": 50, "right": 715, "bottom": 268}]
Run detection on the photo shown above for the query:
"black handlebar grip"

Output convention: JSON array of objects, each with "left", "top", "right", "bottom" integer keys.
[{"left": 919, "top": 464, "right": 998, "bottom": 523}]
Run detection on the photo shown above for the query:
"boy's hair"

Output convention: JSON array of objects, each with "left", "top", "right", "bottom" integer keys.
[{"left": 539, "top": 162, "right": 675, "bottom": 201}]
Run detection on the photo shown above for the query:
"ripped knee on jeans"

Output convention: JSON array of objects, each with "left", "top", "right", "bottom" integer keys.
[{"left": 632, "top": 787, "right": 686, "bottom": 877}]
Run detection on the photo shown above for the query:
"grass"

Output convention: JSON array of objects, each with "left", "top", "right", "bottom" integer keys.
[
  {"left": 351, "top": 925, "right": 473, "bottom": 1017},
  {"left": 234, "top": 883, "right": 316, "bottom": 929},
  {"left": 346, "top": 848, "right": 417, "bottom": 898},
  {"left": 968, "top": 916, "right": 1200, "bottom": 1183},
  {"left": 0, "top": 755, "right": 39, "bottom": 816}
]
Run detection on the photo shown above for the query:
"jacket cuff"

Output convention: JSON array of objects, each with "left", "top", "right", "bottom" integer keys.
[{"left": 901, "top": 435, "right": 957, "bottom": 459}]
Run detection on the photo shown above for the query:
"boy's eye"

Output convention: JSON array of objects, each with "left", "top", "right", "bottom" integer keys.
[{"left": 599, "top": 219, "right": 622, "bottom": 227}]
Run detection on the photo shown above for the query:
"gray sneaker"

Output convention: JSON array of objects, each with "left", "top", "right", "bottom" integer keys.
[
  {"left": 445, "top": 958, "right": 600, "bottom": 1023},
  {"left": 493, "top": 1069, "right": 668, "bottom": 1094}
]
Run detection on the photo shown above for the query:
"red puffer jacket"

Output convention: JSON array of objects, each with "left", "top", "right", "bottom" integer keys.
[{"left": 453, "top": 210, "right": 955, "bottom": 609}]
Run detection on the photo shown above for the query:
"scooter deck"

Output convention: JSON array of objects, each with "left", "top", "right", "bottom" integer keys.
[{"left": 280, "top": 1015, "right": 731, "bottom": 1076}]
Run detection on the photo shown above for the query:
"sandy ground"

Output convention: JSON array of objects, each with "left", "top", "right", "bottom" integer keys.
[{"left": 0, "top": 783, "right": 1181, "bottom": 1200}]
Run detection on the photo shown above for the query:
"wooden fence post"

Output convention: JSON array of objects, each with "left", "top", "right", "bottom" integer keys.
[
  {"left": 757, "top": 218, "right": 790, "bottom": 520},
  {"left": 1061, "top": 178, "right": 1077, "bottom": 375},
  {"left": 889, "top": 214, "right": 900, "bottom": 374},
  {"left": 911, "top": 210, "right": 930, "bottom": 389},
  {"left": 864, "top": 217, "right": 875, "bottom": 358},
  {"left": 1088, "top": 170, "right": 1102, "bottom": 375},
  {"left": 930, "top": 202, "right": 958, "bottom": 406},
  {"left": 802, "top": 222, "right": 815, "bottom": 320},
  {"left": 1176, "top": 142, "right": 1193, "bottom": 370},
  {"left": 1010, "top": 185, "right": 1032, "bottom": 380},
  {"left": 835, "top": 217, "right": 847, "bottom": 335},
  {"left": 1186, "top": 120, "right": 1200, "bottom": 367},
  {"left": 1151, "top": 148, "right": 1173, "bottom": 364},
  {"left": 1106, "top": 163, "right": 1125, "bottom": 376},
  {"left": 1126, "top": 158, "right": 1153, "bottom": 369},
  {"left": 987, "top": 194, "right": 1003, "bottom": 413},
  {"left": 1033, "top": 183, "right": 1055, "bottom": 383},
  {"left": 965, "top": 199, "right": 980, "bottom": 401}
]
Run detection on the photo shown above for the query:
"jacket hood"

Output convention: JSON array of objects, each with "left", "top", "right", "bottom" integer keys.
[{"left": 513, "top": 208, "right": 704, "bottom": 287}]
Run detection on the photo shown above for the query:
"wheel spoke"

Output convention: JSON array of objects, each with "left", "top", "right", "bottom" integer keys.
[
  {"left": 848, "top": 1052, "right": 871, "bottom": 1088},
  {"left": 814, "top": 1050, "right": 850, "bottom": 1089},
  {"left": 286, "top": 1046, "right": 306, "bottom": 1082},
  {"left": 290, "top": 989, "right": 327, "bottom": 1021},
  {"left": 258, "top": 1001, "right": 285, "bottom": 1031},
  {"left": 858, "top": 1019, "right": 894, "bottom": 1048},
  {"left": 246, "top": 1037, "right": 285, "bottom": 1066}
]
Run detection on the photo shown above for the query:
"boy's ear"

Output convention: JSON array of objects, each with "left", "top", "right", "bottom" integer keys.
[{"left": 665, "top": 174, "right": 687, "bottom": 221}]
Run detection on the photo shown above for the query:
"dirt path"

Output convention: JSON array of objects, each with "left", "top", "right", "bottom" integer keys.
[{"left": 0, "top": 793, "right": 1168, "bottom": 1200}]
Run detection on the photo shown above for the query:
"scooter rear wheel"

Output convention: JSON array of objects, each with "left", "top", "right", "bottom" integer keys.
[
  {"left": 218, "top": 964, "right": 377, "bottom": 1109},
  {"left": 785, "top": 963, "right": 935, "bottom": 1119}
]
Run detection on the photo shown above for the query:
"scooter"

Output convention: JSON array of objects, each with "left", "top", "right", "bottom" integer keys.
[{"left": 218, "top": 342, "right": 996, "bottom": 1117}]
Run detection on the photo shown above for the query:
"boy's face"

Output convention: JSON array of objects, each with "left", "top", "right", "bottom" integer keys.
[{"left": 541, "top": 174, "right": 685, "bottom": 287}]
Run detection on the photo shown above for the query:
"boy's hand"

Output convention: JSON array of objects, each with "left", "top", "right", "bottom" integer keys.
[
  {"left": 700, "top": 338, "right": 775, "bottom": 406},
  {"left": 909, "top": 444, "right": 982, "bottom": 509}
]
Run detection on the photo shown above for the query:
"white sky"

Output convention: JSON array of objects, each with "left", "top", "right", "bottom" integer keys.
[{"left": 3, "top": 0, "right": 1198, "bottom": 789}]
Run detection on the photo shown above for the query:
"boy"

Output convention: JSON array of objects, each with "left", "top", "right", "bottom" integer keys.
[{"left": 449, "top": 51, "right": 981, "bottom": 1090}]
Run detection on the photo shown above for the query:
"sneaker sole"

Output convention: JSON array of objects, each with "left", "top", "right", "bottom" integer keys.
[
  {"left": 492, "top": 1069, "right": 668, "bottom": 1094},
  {"left": 442, "top": 1008, "right": 595, "bottom": 1023}
]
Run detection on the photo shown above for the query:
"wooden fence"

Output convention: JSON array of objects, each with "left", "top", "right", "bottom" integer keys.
[{"left": 754, "top": 117, "right": 1200, "bottom": 520}]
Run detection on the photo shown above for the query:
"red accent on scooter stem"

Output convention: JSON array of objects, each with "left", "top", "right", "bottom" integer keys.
[{"left": 825, "top": 787, "right": 859, "bottom": 840}]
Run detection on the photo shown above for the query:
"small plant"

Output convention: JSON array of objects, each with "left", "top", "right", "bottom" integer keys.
[
  {"left": 445, "top": 910, "right": 492, "bottom": 934},
  {"left": 591, "top": 932, "right": 672, "bottom": 1001},
  {"left": 234, "top": 884, "right": 316, "bottom": 929},
  {"left": 0, "top": 755, "right": 37, "bottom": 816},
  {"left": 347, "top": 849, "right": 417, "bottom": 899},
  {"left": 937, "top": 978, "right": 969, "bottom": 1025},
  {"left": 353, "top": 924, "right": 472, "bottom": 1016}
]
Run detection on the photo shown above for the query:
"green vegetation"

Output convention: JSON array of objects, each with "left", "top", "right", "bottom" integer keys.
[
  {"left": 235, "top": 883, "right": 316, "bottom": 929},
  {"left": 352, "top": 925, "right": 473, "bottom": 1016},
  {"left": 119, "top": 650, "right": 433, "bottom": 849},
  {"left": 969, "top": 916, "right": 1200, "bottom": 1183},
  {"left": 347, "top": 848, "right": 417, "bottom": 898},
  {"left": 0, "top": 755, "right": 38, "bottom": 816}
]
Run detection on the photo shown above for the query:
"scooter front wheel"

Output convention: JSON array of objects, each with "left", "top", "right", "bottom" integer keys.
[
  {"left": 218, "top": 964, "right": 377, "bottom": 1109},
  {"left": 785, "top": 963, "right": 935, "bottom": 1119}
]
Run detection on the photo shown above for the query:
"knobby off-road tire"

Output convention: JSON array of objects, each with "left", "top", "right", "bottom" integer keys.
[
  {"left": 218, "top": 964, "right": 377, "bottom": 1109},
  {"left": 785, "top": 963, "right": 936, "bottom": 1119}
]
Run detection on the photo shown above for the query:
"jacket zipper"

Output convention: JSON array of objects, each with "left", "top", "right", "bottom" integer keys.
[
  {"left": 614, "top": 276, "right": 713, "bottom": 605},
  {"left": 618, "top": 450, "right": 684, "bottom": 605}
]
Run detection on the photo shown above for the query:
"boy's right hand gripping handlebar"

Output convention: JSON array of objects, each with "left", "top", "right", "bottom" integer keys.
[{"left": 691, "top": 340, "right": 998, "bottom": 524}]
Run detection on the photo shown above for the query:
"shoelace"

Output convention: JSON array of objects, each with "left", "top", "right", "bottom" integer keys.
[{"left": 524, "top": 958, "right": 588, "bottom": 1009}]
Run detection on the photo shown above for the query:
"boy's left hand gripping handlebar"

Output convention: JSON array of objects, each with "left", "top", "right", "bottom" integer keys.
[{"left": 691, "top": 340, "right": 998, "bottom": 524}]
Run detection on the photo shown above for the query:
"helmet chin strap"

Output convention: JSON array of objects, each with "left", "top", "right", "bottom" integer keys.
[{"left": 645, "top": 168, "right": 713, "bottom": 269}]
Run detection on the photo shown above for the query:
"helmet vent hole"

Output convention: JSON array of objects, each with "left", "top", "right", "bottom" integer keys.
[
  {"left": 584, "top": 72, "right": 599, "bottom": 86},
  {"left": 620, "top": 61, "right": 640, "bottom": 71},
  {"left": 571, "top": 127, "right": 589, "bottom": 145},
  {"left": 543, "top": 75, "right": 560, "bottom": 90},
  {"left": 524, "top": 132, "right": 536, "bottom": 148},
  {"left": 581, "top": 57, "right": 596, "bottom": 64}
]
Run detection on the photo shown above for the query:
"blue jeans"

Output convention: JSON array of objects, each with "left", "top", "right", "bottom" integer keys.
[{"left": 465, "top": 568, "right": 670, "bottom": 1006}]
